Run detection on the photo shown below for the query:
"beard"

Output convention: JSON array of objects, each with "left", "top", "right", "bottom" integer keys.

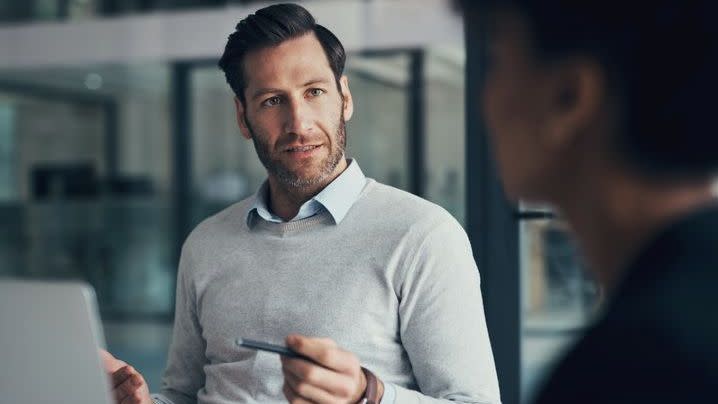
[{"left": 246, "top": 109, "right": 347, "bottom": 190}]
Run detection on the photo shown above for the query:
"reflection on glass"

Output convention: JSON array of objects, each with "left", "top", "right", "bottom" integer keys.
[
  {"left": 345, "top": 53, "right": 410, "bottom": 191},
  {"left": 424, "top": 47, "right": 465, "bottom": 224},
  {"left": 520, "top": 216, "right": 601, "bottom": 402},
  {"left": 0, "top": 102, "right": 15, "bottom": 201},
  {"left": 0, "top": 64, "right": 174, "bottom": 317},
  {"left": 190, "top": 65, "right": 264, "bottom": 223}
]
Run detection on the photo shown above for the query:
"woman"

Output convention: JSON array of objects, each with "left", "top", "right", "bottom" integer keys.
[{"left": 460, "top": 1, "right": 718, "bottom": 402}]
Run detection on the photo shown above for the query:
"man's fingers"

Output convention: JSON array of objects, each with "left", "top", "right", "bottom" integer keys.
[
  {"left": 283, "top": 380, "right": 317, "bottom": 404},
  {"left": 111, "top": 366, "right": 136, "bottom": 388},
  {"left": 119, "top": 388, "right": 145, "bottom": 404},
  {"left": 116, "top": 374, "right": 143, "bottom": 400},
  {"left": 281, "top": 356, "right": 355, "bottom": 398},
  {"left": 283, "top": 335, "right": 367, "bottom": 403},
  {"left": 111, "top": 366, "right": 146, "bottom": 403},
  {"left": 99, "top": 349, "right": 114, "bottom": 365},
  {"left": 285, "top": 335, "right": 358, "bottom": 374},
  {"left": 100, "top": 349, "right": 127, "bottom": 373},
  {"left": 283, "top": 362, "right": 340, "bottom": 403}
]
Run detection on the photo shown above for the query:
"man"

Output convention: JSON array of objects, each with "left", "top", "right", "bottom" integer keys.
[
  {"left": 103, "top": 3, "right": 500, "bottom": 404},
  {"left": 458, "top": 1, "right": 718, "bottom": 402}
]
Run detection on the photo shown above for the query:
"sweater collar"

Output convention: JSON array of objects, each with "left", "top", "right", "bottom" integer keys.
[{"left": 247, "top": 159, "right": 367, "bottom": 226}]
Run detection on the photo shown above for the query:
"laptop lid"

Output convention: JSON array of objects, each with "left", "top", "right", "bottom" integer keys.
[{"left": 0, "top": 279, "right": 113, "bottom": 404}]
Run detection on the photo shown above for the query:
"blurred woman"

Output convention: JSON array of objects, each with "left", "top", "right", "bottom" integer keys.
[{"left": 460, "top": 1, "right": 718, "bottom": 402}]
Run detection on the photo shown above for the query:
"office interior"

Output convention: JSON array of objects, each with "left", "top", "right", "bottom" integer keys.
[{"left": 0, "top": 1, "right": 604, "bottom": 403}]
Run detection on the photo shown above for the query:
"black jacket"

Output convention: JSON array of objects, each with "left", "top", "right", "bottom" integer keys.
[{"left": 534, "top": 205, "right": 718, "bottom": 403}]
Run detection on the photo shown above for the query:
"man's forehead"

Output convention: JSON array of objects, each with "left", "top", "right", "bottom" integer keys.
[{"left": 243, "top": 32, "right": 334, "bottom": 89}]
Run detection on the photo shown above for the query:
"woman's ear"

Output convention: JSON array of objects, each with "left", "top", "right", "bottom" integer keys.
[{"left": 543, "top": 59, "right": 606, "bottom": 150}]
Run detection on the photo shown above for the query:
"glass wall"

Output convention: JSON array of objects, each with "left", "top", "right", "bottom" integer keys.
[
  {"left": 519, "top": 210, "right": 601, "bottom": 402},
  {"left": 190, "top": 65, "right": 256, "bottom": 223},
  {"left": 0, "top": 64, "right": 175, "bottom": 319},
  {"left": 424, "top": 47, "right": 465, "bottom": 224},
  {"left": 0, "top": 63, "right": 176, "bottom": 388},
  {"left": 345, "top": 53, "right": 410, "bottom": 191}
]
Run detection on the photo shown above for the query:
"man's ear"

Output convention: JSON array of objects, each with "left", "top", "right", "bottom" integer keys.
[
  {"left": 543, "top": 59, "right": 606, "bottom": 151},
  {"left": 234, "top": 96, "right": 252, "bottom": 140},
  {"left": 339, "top": 75, "right": 354, "bottom": 121}
]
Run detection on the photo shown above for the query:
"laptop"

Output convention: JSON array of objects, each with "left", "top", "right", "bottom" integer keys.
[{"left": 0, "top": 279, "right": 113, "bottom": 404}]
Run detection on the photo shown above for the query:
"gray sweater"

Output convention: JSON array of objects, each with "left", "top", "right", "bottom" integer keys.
[{"left": 158, "top": 179, "right": 500, "bottom": 404}]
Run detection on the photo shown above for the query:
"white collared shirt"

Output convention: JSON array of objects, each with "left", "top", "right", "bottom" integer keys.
[{"left": 248, "top": 158, "right": 367, "bottom": 225}]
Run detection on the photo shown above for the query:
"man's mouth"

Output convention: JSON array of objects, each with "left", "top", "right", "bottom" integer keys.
[{"left": 285, "top": 145, "right": 321, "bottom": 152}]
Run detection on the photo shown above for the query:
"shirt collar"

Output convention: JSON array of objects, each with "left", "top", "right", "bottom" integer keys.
[{"left": 247, "top": 159, "right": 367, "bottom": 225}]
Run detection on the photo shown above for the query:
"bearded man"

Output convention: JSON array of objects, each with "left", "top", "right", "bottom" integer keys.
[{"left": 102, "top": 3, "right": 500, "bottom": 404}]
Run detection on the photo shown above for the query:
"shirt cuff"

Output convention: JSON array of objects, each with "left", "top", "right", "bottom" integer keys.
[{"left": 380, "top": 382, "right": 397, "bottom": 404}]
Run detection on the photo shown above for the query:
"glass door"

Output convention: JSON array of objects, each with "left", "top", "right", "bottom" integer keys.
[{"left": 518, "top": 207, "right": 600, "bottom": 401}]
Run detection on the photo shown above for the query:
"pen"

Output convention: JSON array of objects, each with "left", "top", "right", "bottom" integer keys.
[{"left": 236, "top": 338, "right": 314, "bottom": 362}]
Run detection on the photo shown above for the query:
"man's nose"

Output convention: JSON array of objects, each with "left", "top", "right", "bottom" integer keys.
[{"left": 284, "top": 98, "right": 313, "bottom": 135}]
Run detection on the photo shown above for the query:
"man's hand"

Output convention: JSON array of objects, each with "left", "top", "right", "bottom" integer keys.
[
  {"left": 99, "top": 349, "right": 152, "bottom": 404},
  {"left": 280, "top": 334, "right": 383, "bottom": 404}
]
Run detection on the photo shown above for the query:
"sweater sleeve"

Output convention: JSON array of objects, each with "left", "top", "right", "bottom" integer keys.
[
  {"left": 158, "top": 243, "right": 207, "bottom": 404},
  {"left": 395, "top": 218, "right": 501, "bottom": 404}
]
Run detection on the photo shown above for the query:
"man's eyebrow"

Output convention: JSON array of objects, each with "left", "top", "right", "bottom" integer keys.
[
  {"left": 251, "top": 88, "right": 282, "bottom": 100},
  {"left": 302, "top": 78, "right": 330, "bottom": 87}
]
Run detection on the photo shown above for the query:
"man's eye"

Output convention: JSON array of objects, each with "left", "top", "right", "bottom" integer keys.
[
  {"left": 262, "top": 96, "right": 282, "bottom": 107},
  {"left": 308, "top": 88, "right": 325, "bottom": 97}
]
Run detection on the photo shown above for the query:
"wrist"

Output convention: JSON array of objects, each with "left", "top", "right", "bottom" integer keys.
[{"left": 358, "top": 367, "right": 383, "bottom": 404}]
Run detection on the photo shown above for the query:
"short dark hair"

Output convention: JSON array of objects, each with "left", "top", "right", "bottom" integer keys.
[
  {"left": 218, "top": 3, "right": 346, "bottom": 105},
  {"left": 459, "top": 1, "right": 718, "bottom": 178}
]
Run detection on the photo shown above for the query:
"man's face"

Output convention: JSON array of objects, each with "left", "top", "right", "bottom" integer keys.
[{"left": 235, "top": 32, "right": 353, "bottom": 190}]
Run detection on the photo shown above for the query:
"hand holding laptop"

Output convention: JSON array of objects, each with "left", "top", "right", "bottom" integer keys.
[{"left": 101, "top": 349, "right": 152, "bottom": 404}]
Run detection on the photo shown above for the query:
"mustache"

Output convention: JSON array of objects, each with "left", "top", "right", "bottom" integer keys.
[{"left": 275, "top": 134, "right": 324, "bottom": 148}]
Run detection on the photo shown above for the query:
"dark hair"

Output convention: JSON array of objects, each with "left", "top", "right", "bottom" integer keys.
[
  {"left": 459, "top": 1, "right": 718, "bottom": 178},
  {"left": 218, "top": 3, "right": 346, "bottom": 105}
]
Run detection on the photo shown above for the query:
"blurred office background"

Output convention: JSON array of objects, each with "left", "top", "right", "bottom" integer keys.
[{"left": 0, "top": 1, "right": 599, "bottom": 403}]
